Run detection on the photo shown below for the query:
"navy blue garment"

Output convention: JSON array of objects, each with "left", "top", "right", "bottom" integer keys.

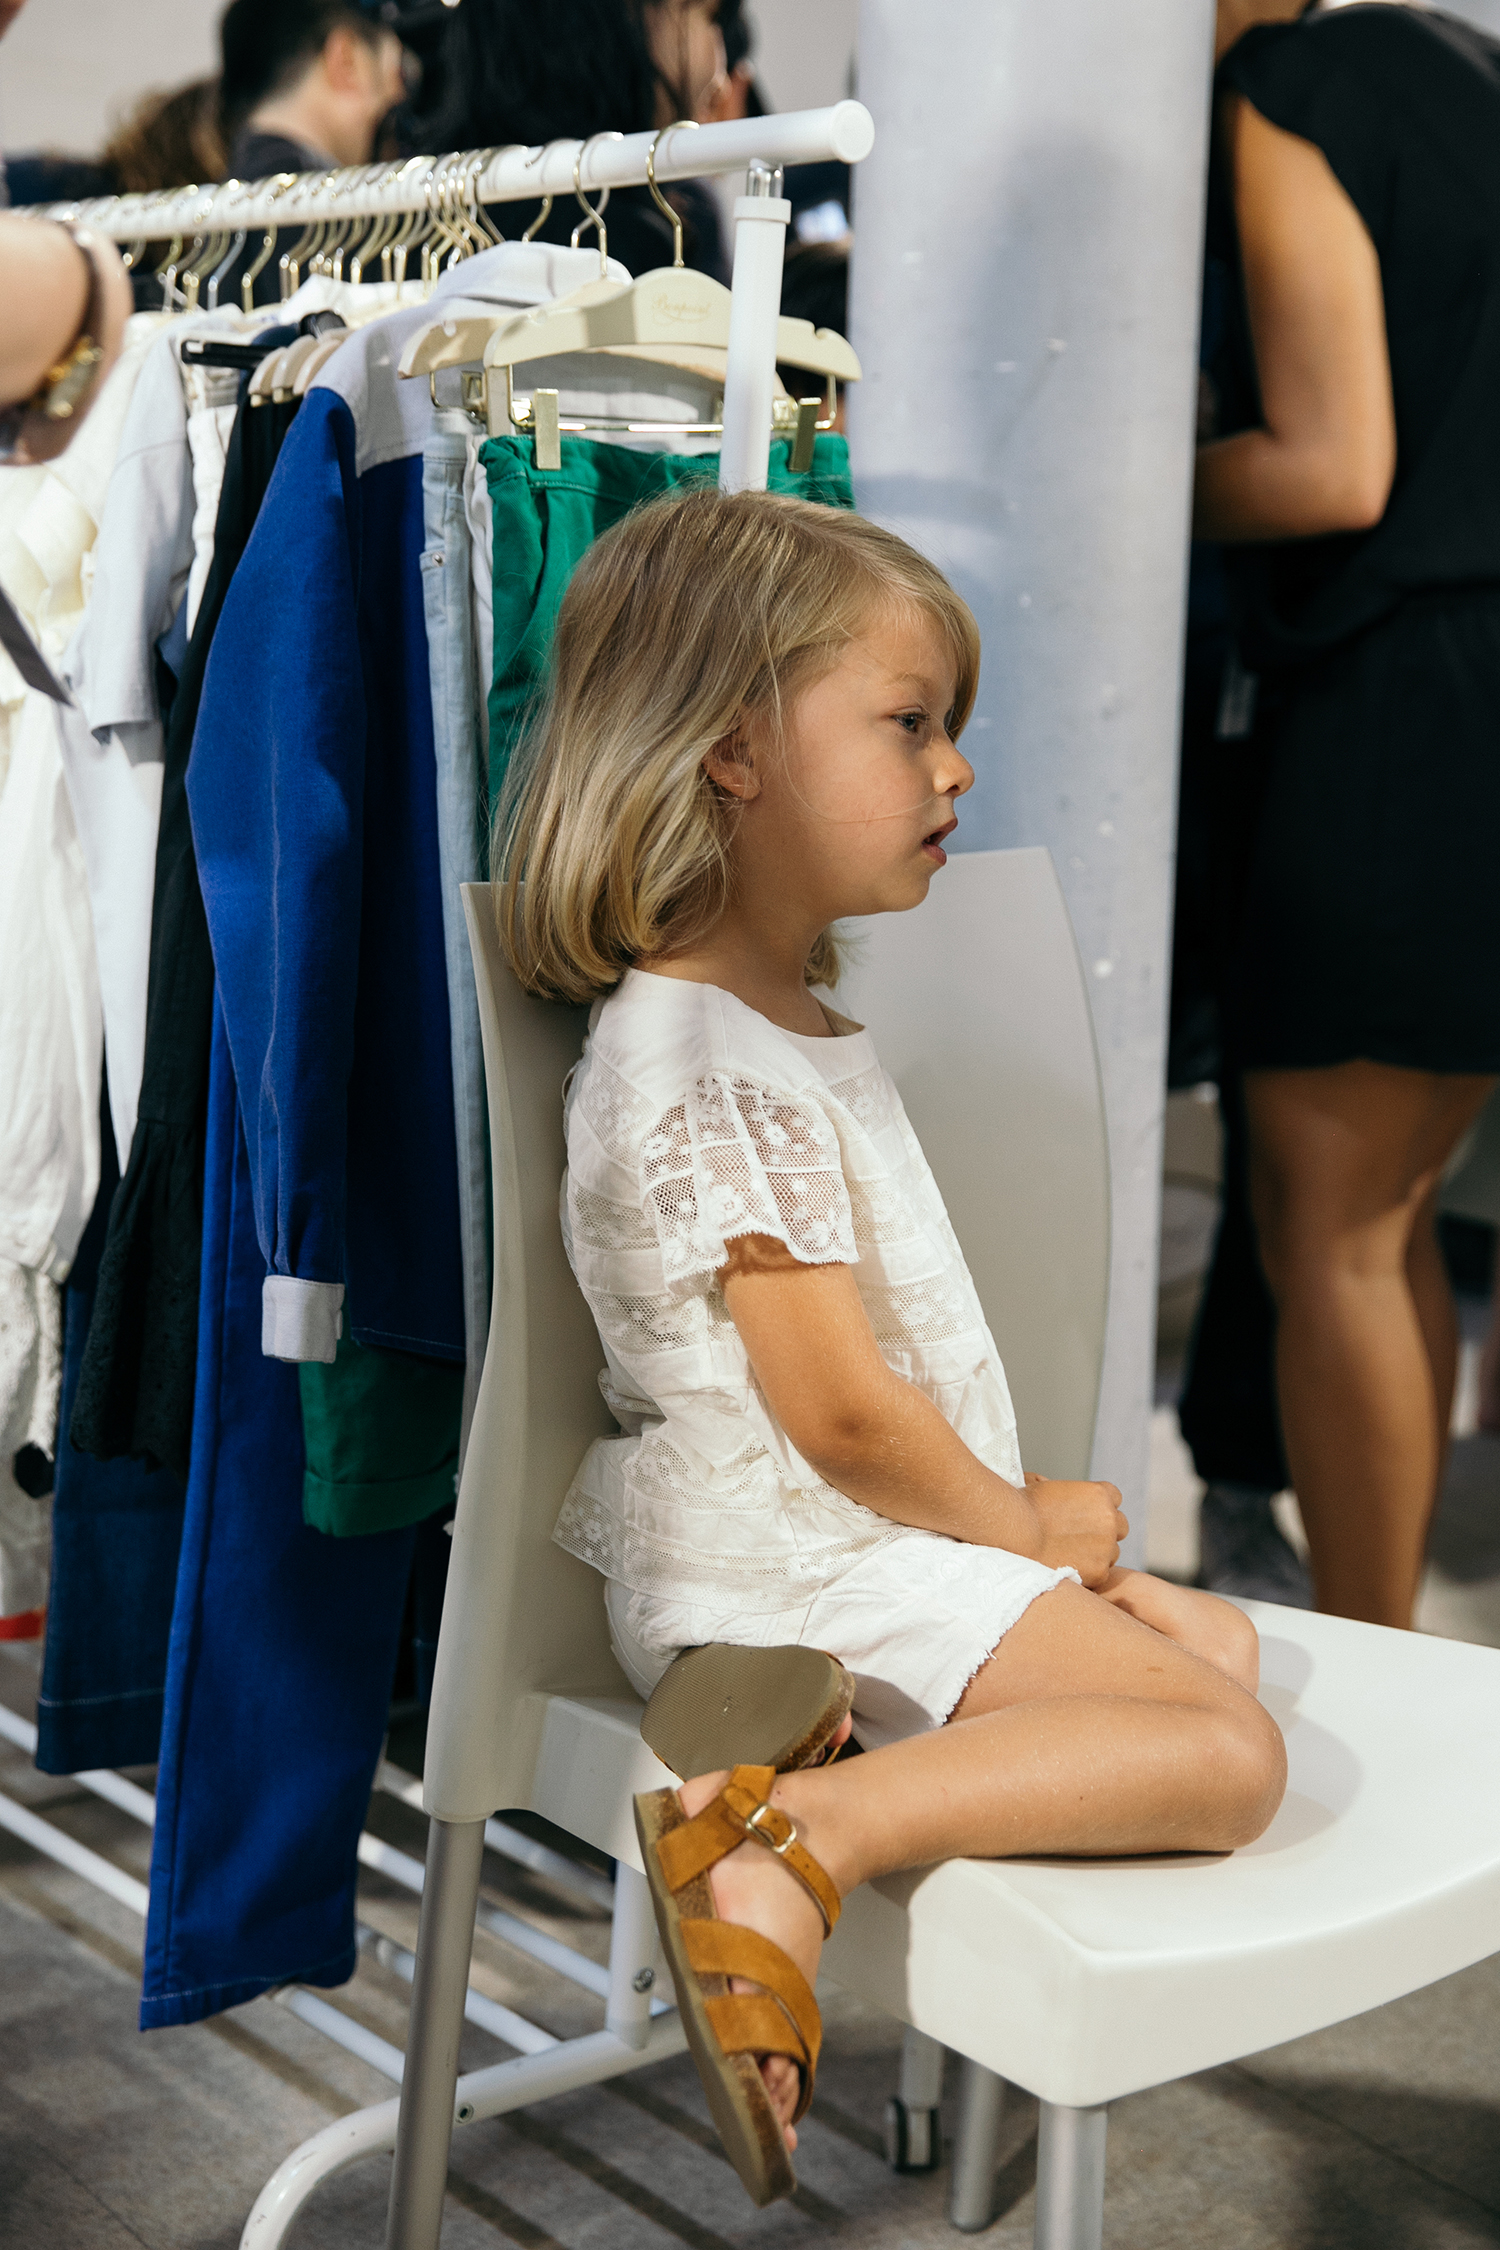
[
  {"left": 36, "top": 1088, "right": 186, "bottom": 1775},
  {"left": 187, "top": 388, "right": 465, "bottom": 1360},
  {"left": 157, "top": 248, "right": 609, "bottom": 2025},
  {"left": 142, "top": 1002, "right": 416, "bottom": 2027},
  {"left": 184, "top": 249, "right": 605, "bottom": 1366}
]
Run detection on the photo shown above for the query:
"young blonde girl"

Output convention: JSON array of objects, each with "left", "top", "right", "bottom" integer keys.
[{"left": 496, "top": 487, "right": 1286, "bottom": 2207}]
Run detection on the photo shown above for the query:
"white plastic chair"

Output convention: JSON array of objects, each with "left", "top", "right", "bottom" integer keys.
[{"left": 249, "top": 848, "right": 1500, "bottom": 2250}]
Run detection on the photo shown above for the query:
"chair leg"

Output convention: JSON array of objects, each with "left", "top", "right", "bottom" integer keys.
[
  {"left": 886, "top": 2027, "right": 946, "bottom": 2172},
  {"left": 947, "top": 2058, "right": 1007, "bottom": 2230},
  {"left": 384, "top": 1815, "right": 486, "bottom": 2250},
  {"left": 605, "top": 1862, "right": 660, "bottom": 2050},
  {"left": 1033, "top": 2100, "right": 1108, "bottom": 2250}
]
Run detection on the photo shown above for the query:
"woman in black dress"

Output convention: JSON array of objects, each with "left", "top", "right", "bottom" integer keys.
[{"left": 1198, "top": 0, "right": 1500, "bottom": 1628}]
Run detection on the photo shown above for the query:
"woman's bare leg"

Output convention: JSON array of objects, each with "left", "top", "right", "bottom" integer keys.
[
  {"left": 1244, "top": 1062, "right": 1494, "bottom": 1627},
  {"left": 1405, "top": 1182, "right": 1460, "bottom": 1490},
  {"left": 676, "top": 1581, "right": 1285, "bottom": 2145}
]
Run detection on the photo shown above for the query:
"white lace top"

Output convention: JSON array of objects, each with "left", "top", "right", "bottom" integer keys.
[{"left": 554, "top": 970, "right": 1025, "bottom": 1611}]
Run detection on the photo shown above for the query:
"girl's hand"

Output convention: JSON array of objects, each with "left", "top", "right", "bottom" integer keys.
[{"left": 1023, "top": 1472, "right": 1127, "bottom": 1589}]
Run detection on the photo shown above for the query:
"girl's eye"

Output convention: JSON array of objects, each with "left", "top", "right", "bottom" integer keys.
[{"left": 895, "top": 709, "right": 927, "bottom": 735}]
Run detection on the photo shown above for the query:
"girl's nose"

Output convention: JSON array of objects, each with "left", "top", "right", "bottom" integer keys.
[{"left": 938, "top": 742, "right": 975, "bottom": 799}]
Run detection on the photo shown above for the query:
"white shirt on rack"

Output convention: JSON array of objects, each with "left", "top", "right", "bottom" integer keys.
[{"left": 554, "top": 969, "right": 1025, "bottom": 1612}]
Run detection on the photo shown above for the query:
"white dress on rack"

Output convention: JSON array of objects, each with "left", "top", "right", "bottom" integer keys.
[{"left": 0, "top": 317, "right": 160, "bottom": 1614}]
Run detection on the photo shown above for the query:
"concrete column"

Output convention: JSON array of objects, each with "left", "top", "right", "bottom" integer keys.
[{"left": 847, "top": 0, "right": 1216, "bottom": 1537}]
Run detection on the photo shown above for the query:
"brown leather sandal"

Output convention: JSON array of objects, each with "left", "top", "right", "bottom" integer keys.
[
  {"left": 635, "top": 1763, "right": 841, "bottom": 2207},
  {"left": 640, "top": 1644, "right": 855, "bottom": 1778}
]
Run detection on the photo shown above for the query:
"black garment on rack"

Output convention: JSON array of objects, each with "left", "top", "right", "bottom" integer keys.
[
  {"left": 35, "top": 1066, "right": 188, "bottom": 1775},
  {"left": 71, "top": 369, "right": 300, "bottom": 1483}
]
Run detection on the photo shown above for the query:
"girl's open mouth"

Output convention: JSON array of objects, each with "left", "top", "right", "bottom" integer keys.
[{"left": 922, "top": 817, "right": 957, "bottom": 866}]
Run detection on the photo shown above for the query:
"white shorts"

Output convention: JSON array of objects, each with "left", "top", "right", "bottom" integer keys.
[{"left": 605, "top": 1533, "right": 1080, "bottom": 1753}]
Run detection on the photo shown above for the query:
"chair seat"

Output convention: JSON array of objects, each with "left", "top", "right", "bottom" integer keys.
[
  {"left": 526, "top": 1610, "right": 1500, "bottom": 2113},
  {"left": 528, "top": 1692, "right": 674, "bottom": 1863},
  {"left": 823, "top": 1605, "right": 1500, "bottom": 2107}
]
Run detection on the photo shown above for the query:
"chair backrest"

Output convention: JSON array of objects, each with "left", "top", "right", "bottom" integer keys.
[
  {"left": 835, "top": 846, "right": 1109, "bottom": 1478},
  {"left": 424, "top": 888, "right": 624, "bottom": 1820},
  {"left": 424, "top": 852, "right": 1109, "bottom": 1821}
]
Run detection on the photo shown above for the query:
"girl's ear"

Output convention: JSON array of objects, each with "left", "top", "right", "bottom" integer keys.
[{"left": 703, "top": 726, "right": 762, "bottom": 802}]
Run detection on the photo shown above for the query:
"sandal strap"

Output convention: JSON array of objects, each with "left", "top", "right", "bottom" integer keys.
[
  {"left": 655, "top": 1764, "right": 842, "bottom": 1935},
  {"left": 684, "top": 1919, "right": 822, "bottom": 2124},
  {"left": 701, "top": 1995, "right": 817, "bottom": 2122},
  {"left": 683, "top": 1918, "right": 823, "bottom": 2073}
]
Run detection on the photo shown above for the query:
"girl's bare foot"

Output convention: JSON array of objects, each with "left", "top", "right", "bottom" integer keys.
[{"left": 676, "top": 1767, "right": 834, "bottom": 2150}]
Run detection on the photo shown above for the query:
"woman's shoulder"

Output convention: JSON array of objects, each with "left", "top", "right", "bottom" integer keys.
[{"left": 1221, "top": 4, "right": 1497, "bottom": 113}]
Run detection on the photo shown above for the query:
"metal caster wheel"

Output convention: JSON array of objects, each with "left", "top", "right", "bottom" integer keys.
[{"left": 884, "top": 2095, "right": 943, "bottom": 2173}]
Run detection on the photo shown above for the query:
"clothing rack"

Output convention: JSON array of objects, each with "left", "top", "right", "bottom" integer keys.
[
  {"left": 22, "top": 105, "right": 873, "bottom": 238},
  {"left": 3, "top": 102, "right": 876, "bottom": 2249},
  {"left": 24, "top": 104, "right": 872, "bottom": 494}
]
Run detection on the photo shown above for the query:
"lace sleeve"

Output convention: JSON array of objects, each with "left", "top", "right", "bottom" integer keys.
[{"left": 642, "top": 1071, "right": 857, "bottom": 1291}]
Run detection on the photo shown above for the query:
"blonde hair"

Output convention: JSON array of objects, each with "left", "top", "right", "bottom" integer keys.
[{"left": 494, "top": 485, "right": 980, "bottom": 1003}]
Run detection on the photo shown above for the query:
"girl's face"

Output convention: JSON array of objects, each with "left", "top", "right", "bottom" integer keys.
[{"left": 716, "top": 604, "right": 976, "bottom": 923}]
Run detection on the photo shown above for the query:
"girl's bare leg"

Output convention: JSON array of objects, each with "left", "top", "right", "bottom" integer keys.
[
  {"left": 1244, "top": 1062, "right": 1494, "bottom": 1626},
  {"left": 1094, "top": 1567, "right": 1261, "bottom": 1690},
  {"left": 676, "top": 1580, "right": 1286, "bottom": 2147}
]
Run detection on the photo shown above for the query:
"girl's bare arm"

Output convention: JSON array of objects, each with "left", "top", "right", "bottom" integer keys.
[
  {"left": 719, "top": 1234, "right": 1125, "bottom": 1586},
  {"left": 1194, "top": 96, "right": 1395, "bottom": 542}
]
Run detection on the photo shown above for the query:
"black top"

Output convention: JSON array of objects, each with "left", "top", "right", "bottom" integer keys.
[
  {"left": 70, "top": 369, "right": 300, "bottom": 1482},
  {"left": 1216, "top": 5, "right": 1500, "bottom": 665},
  {"left": 226, "top": 127, "right": 332, "bottom": 180}
]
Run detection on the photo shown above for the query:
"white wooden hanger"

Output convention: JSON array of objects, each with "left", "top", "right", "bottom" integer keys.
[{"left": 395, "top": 127, "right": 858, "bottom": 470}]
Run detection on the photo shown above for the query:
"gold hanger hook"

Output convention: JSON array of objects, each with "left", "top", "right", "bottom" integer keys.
[
  {"left": 240, "top": 172, "right": 297, "bottom": 311},
  {"left": 646, "top": 119, "right": 699, "bottom": 269},
  {"left": 120, "top": 186, "right": 169, "bottom": 271},
  {"left": 571, "top": 129, "right": 623, "bottom": 277},
  {"left": 519, "top": 138, "right": 565, "bottom": 242},
  {"left": 466, "top": 148, "right": 505, "bottom": 246},
  {"left": 348, "top": 159, "right": 405, "bottom": 284}
]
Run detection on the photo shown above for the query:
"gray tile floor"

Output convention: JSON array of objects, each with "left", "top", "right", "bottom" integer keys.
[{"left": 3, "top": 1427, "right": 1499, "bottom": 2249}]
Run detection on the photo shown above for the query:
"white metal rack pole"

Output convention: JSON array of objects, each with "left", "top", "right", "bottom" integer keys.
[
  {"left": 719, "top": 161, "right": 793, "bottom": 495},
  {"left": 23, "top": 104, "right": 874, "bottom": 238}
]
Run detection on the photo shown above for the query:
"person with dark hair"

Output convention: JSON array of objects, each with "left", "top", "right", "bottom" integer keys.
[
  {"left": 407, "top": 0, "right": 730, "bottom": 278},
  {"left": 219, "top": 0, "right": 406, "bottom": 178},
  {"left": 102, "top": 77, "right": 229, "bottom": 194}
]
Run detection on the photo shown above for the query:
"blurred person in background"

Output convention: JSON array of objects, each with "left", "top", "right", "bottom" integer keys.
[
  {"left": 5, "top": 77, "right": 226, "bottom": 208},
  {"left": 104, "top": 78, "right": 227, "bottom": 193},
  {"left": 219, "top": 0, "right": 407, "bottom": 179},
  {"left": 1171, "top": 223, "right": 1308, "bottom": 1611},
  {"left": 778, "top": 239, "right": 849, "bottom": 431},
  {"left": 408, "top": 0, "right": 737, "bottom": 279},
  {"left": 1198, "top": 0, "right": 1500, "bottom": 1628}
]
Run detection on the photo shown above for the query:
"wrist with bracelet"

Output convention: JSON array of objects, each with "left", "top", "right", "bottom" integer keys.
[{"left": 0, "top": 225, "right": 110, "bottom": 465}]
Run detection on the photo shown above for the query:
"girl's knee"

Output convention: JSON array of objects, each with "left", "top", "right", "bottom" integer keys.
[
  {"left": 1208, "top": 1698, "right": 1288, "bottom": 1849},
  {"left": 1197, "top": 1595, "right": 1261, "bottom": 1695}
]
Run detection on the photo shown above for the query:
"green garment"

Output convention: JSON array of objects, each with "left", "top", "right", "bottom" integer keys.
[
  {"left": 299, "top": 1337, "right": 463, "bottom": 1538},
  {"left": 303, "top": 434, "right": 852, "bottom": 1538},
  {"left": 481, "top": 431, "right": 855, "bottom": 811}
]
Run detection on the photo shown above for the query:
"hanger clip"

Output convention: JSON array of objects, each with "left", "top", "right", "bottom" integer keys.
[{"left": 532, "top": 389, "right": 562, "bottom": 472}]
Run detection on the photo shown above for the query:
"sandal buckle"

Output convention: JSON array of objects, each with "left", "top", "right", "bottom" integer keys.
[{"left": 745, "top": 1800, "right": 797, "bottom": 1855}]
